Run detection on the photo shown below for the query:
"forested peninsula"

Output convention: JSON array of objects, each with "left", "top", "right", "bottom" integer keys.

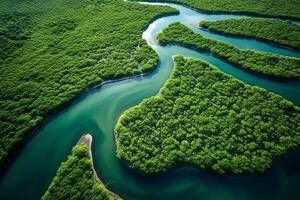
[
  {"left": 115, "top": 56, "right": 300, "bottom": 175},
  {"left": 200, "top": 18, "right": 300, "bottom": 51},
  {"left": 0, "top": 0, "right": 177, "bottom": 167},
  {"left": 42, "top": 136, "right": 118, "bottom": 200},
  {"left": 157, "top": 23, "right": 300, "bottom": 80}
]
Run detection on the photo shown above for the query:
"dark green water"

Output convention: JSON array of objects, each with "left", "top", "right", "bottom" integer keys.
[{"left": 0, "top": 2, "right": 300, "bottom": 200}]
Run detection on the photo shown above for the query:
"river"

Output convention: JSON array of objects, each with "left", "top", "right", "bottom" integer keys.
[{"left": 0, "top": 1, "right": 300, "bottom": 200}]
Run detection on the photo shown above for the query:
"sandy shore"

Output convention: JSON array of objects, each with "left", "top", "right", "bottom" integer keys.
[{"left": 78, "top": 133, "right": 122, "bottom": 199}]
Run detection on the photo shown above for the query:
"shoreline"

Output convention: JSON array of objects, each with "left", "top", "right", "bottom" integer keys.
[
  {"left": 0, "top": 5, "right": 179, "bottom": 176},
  {"left": 1, "top": 0, "right": 300, "bottom": 197},
  {"left": 158, "top": 41, "right": 300, "bottom": 81},
  {"left": 2, "top": 0, "right": 300, "bottom": 177},
  {"left": 198, "top": 26, "right": 300, "bottom": 53},
  {"left": 0, "top": 73, "right": 151, "bottom": 176},
  {"left": 78, "top": 133, "right": 122, "bottom": 200},
  {"left": 114, "top": 55, "right": 300, "bottom": 176}
]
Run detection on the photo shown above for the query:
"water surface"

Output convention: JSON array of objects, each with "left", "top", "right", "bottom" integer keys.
[{"left": 0, "top": 2, "right": 300, "bottom": 200}]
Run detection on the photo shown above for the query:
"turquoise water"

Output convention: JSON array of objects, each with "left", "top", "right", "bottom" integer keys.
[{"left": 0, "top": 2, "right": 300, "bottom": 200}]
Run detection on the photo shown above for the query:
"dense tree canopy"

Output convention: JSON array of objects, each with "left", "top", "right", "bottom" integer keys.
[
  {"left": 134, "top": 0, "right": 300, "bottom": 20},
  {"left": 200, "top": 18, "right": 300, "bottom": 51},
  {"left": 157, "top": 23, "right": 300, "bottom": 79},
  {"left": 0, "top": 0, "right": 177, "bottom": 165},
  {"left": 115, "top": 56, "right": 300, "bottom": 175},
  {"left": 42, "top": 144, "right": 115, "bottom": 200}
]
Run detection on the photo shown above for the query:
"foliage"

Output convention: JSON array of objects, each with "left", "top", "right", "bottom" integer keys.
[
  {"left": 115, "top": 56, "right": 300, "bottom": 175},
  {"left": 135, "top": 0, "right": 300, "bottom": 20},
  {"left": 0, "top": 0, "right": 177, "bottom": 165},
  {"left": 200, "top": 18, "right": 300, "bottom": 51},
  {"left": 0, "top": 13, "right": 32, "bottom": 60},
  {"left": 41, "top": 144, "right": 114, "bottom": 200},
  {"left": 157, "top": 23, "right": 300, "bottom": 79}
]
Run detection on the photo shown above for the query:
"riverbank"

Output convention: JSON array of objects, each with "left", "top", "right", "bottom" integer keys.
[
  {"left": 78, "top": 134, "right": 122, "bottom": 200},
  {"left": 0, "top": 0, "right": 177, "bottom": 173},
  {"left": 1, "top": 1, "right": 300, "bottom": 200},
  {"left": 115, "top": 55, "right": 300, "bottom": 175},
  {"left": 41, "top": 134, "right": 121, "bottom": 200},
  {"left": 157, "top": 22, "right": 300, "bottom": 80},
  {"left": 199, "top": 19, "right": 300, "bottom": 52},
  {"left": 0, "top": 2, "right": 179, "bottom": 175},
  {"left": 199, "top": 26, "right": 300, "bottom": 52}
]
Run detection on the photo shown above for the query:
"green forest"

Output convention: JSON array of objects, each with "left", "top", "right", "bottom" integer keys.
[
  {"left": 200, "top": 18, "right": 300, "bottom": 51},
  {"left": 1, "top": 0, "right": 300, "bottom": 199},
  {"left": 0, "top": 0, "right": 177, "bottom": 166},
  {"left": 157, "top": 23, "right": 300, "bottom": 79},
  {"left": 115, "top": 56, "right": 300, "bottom": 175},
  {"left": 134, "top": 0, "right": 300, "bottom": 20},
  {"left": 42, "top": 143, "right": 115, "bottom": 200}
]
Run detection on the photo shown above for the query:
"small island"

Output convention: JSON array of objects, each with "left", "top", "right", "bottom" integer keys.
[
  {"left": 157, "top": 22, "right": 300, "bottom": 80},
  {"left": 115, "top": 56, "right": 300, "bottom": 175},
  {"left": 200, "top": 18, "right": 300, "bottom": 51}
]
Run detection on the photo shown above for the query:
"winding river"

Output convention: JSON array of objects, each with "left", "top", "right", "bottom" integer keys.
[{"left": 1, "top": 2, "right": 300, "bottom": 200}]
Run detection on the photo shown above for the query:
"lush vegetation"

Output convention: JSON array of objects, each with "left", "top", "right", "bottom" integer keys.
[
  {"left": 42, "top": 143, "right": 114, "bottom": 200},
  {"left": 115, "top": 56, "right": 300, "bottom": 175},
  {"left": 0, "top": 0, "right": 177, "bottom": 166},
  {"left": 135, "top": 0, "right": 300, "bottom": 20},
  {"left": 157, "top": 23, "right": 300, "bottom": 79},
  {"left": 200, "top": 18, "right": 300, "bottom": 51}
]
